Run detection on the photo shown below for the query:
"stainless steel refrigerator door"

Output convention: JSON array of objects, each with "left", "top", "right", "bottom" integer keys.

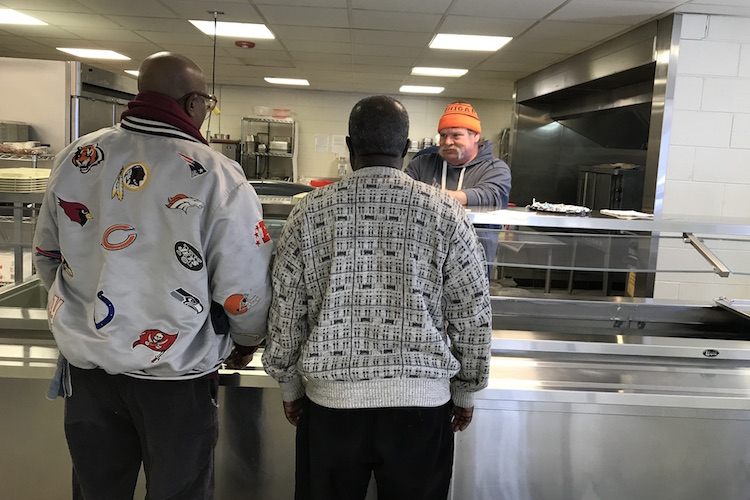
[{"left": 70, "top": 96, "right": 120, "bottom": 140}]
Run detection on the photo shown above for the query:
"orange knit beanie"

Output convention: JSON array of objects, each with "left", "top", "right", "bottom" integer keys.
[{"left": 437, "top": 102, "right": 481, "bottom": 134}]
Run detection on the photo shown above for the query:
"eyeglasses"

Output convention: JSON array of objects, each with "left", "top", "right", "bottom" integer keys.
[{"left": 177, "top": 91, "right": 218, "bottom": 113}]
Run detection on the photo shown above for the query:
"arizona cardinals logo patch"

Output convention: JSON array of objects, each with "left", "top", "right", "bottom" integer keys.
[
  {"left": 94, "top": 291, "right": 115, "bottom": 329},
  {"left": 174, "top": 241, "right": 203, "bottom": 271},
  {"left": 102, "top": 224, "right": 137, "bottom": 251},
  {"left": 58, "top": 198, "right": 93, "bottom": 226},
  {"left": 170, "top": 287, "right": 204, "bottom": 313},
  {"left": 166, "top": 194, "right": 204, "bottom": 213},
  {"left": 112, "top": 162, "right": 149, "bottom": 201},
  {"left": 48, "top": 294, "right": 64, "bottom": 324},
  {"left": 178, "top": 153, "right": 206, "bottom": 178},
  {"left": 132, "top": 329, "right": 178, "bottom": 363},
  {"left": 254, "top": 220, "right": 271, "bottom": 246},
  {"left": 224, "top": 293, "right": 260, "bottom": 315},
  {"left": 72, "top": 144, "right": 104, "bottom": 173}
]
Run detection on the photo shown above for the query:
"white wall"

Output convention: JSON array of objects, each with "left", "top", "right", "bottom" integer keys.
[
  {"left": 654, "top": 14, "right": 750, "bottom": 301},
  {"left": 0, "top": 57, "right": 69, "bottom": 154},
  {"left": 202, "top": 85, "right": 512, "bottom": 180}
]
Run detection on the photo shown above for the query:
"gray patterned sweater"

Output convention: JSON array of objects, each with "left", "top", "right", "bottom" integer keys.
[{"left": 262, "top": 167, "right": 492, "bottom": 409}]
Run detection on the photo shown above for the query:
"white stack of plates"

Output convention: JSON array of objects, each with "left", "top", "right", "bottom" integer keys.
[{"left": 0, "top": 167, "right": 50, "bottom": 193}]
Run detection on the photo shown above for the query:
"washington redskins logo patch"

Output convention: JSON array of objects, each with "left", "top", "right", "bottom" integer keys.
[
  {"left": 72, "top": 144, "right": 104, "bottom": 173},
  {"left": 224, "top": 293, "right": 260, "bottom": 315},
  {"left": 59, "top": 197, "right": 93, "bottom": 226},
  {"left": 112, "top": 162, "right": 149, "bottom": 201},
  {"left": 166, "top": 194, "right": 204, "bottom": 213},
  {"left": 178, "top": 153, "right": 206, "bottom": 178},
  {"left": 174, "top": 241, "right": 203, "bottom": 270},
  {"left": 254, "top": 221, "right": 271, "bottom": 246},
  {"left": 132, "top": 329, "right": 178, "bottom": 363},
  {"left": 102, "top": 224, "right": 137, "bottom": 251}
]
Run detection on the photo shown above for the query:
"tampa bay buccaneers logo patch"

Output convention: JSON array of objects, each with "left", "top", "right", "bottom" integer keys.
[
  {"left": 132, "top": 329, "right": 178, "bottom": 363},
  {"left": 166, "top": 194, "right": 204, "bottom": 213},
  {"left": 112, "top": 162, "right": 149, "bottom": 201},
  {"left": 59, "top": 197, "right": 93, "bottom": 226},
  {"left": 178, "top": 153, "right": 206, "bottom": 178},
  {"left": 72, "top": 144, "right": 104, "bottom": 173},
  {"left": 174, "top": 241, "right": 203, "bottom": 270}
]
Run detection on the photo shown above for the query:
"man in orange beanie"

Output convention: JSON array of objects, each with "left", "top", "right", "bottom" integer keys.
[{"left": 405, "top": 101, "right": 511, "bottom": 207}]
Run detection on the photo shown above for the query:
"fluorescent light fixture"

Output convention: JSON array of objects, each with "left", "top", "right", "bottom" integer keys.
[
  {"left": 125, "top": 70, "right": 139, "bottom": 76},
  {"left": 399, "top": 85, "right": 444, "bottom": 94},
  {"left": 429, "top": 34, "right": 512, "bottom": 52},
  {"left": 264, "top": 77, "right": 309, "bottom": 86},
  {"left": 0, "top": 9, "right": 47, "bottom": 25},
  {"left": 411, "top": 67, "right": 468, "bottom": 78},
  {"left": 190, "top": 20, "right": 274, "bottom": 39},
  {"left": 57, "top": 48, "right": 130, "bottom": 60}
]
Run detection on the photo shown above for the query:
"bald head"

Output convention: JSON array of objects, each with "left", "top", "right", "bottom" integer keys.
[{"left": 137, "top": 52, "right": 207, "bottom": 100}]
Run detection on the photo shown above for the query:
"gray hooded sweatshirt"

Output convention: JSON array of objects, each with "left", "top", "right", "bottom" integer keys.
[{"left": 404, "top": 140, "right": 511, "bottom": 207}]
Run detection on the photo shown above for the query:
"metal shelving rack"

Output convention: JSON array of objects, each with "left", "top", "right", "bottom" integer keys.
[{"left": 240, "top": 117, "right": 298, "bottom": 181}]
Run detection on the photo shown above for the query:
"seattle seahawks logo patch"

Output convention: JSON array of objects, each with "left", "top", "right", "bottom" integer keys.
[
  {"left": 174, "top": 241, "right": 203, "bottom": 271},
  {"left": 170, "top": 287, "right": 204, "bottom": 313}
]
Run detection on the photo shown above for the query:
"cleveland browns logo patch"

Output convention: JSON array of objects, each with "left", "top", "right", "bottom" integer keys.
[
  {"left": 132, "top": 329, "right": 178, "bottom": 363},
  {"left": 166, "top": 194, "right": 204, "bottom": 213},
  {"left": 224, "top": 293, "right": 260, "bottom": 315},
  {"left": 178, "top": 153, "right": 206, "bottom": 178},
  {"left": 112, "top": 162, "right": 149, "bottom": 201},
  {"left": 58, "top": 198, "right": 93, "bottom": 227},
  {"left": 72, "top": 144, "right": 104, "bottom": 173},
  {"left": 174, "top": 241, "right": 203, "bottom": 271}
]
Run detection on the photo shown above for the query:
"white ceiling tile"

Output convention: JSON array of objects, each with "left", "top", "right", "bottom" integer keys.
[
  {"left": 548, "top": 0, "right": 680, "bottom": 24},
  {"left": 351, "top": 0, "right": 453, "bottom": 14},
  {"left": 258, "top": 6, "right": 349, "bottom": 27},
  {"left": 106, "top": 16, "right": 199, "bottom": 32},
  {"left": 135, "top": 30, "right": 214, "bottom": 46},
  {"left": 73, "top": 0, "right": 176, "bottom": 17},
  {"left": 255, "top": 0, "right": 347, "bottom": 7},
  {"left": 352, "top": 54, "right": 417, "bottom": 67},
  {"left": 449, "top": 0, "right": 567, "bottom": 20},
  {"left": 3, "top": 0, "right": 90, "bottom": 13},
  {"left": 284, "top": 40, "right": 352, "bottom": 54},
  {"left": 158, "top": 1, "right": 263, "bottom": 22},
  {"left": 351, "top": 10, "right": 442, "bottom": 32},
  {"left": 353, "top": 44, "right": 422, "bottom": 58},
  {"left": 439, "top": 15, "right": 535, "bottom": 37},
  {"left": 30, "top": 12, "right": 122, "bottom": 28},
  {"left": 523, "top": 20, "right": 629, "bottom": 41},
  {"left": 504, "top": 35, "right": 594, "bottom": 54},
  {"left": 351, "top": 30, "right": 432, "bottom": 47},
  {"left": 270, "top": 26, "right": 351, "bottom": 43}
]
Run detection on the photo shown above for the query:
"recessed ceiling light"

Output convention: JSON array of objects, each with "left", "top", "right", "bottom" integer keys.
[
  {"left": 264, "top": 77, "right": 309, "bottom": 86},
  {"left": 399, "top": 85, "right": 444, "bottom": 94},
  {"left": 189, "top": 20, "right": 274, "bottom": 39},
  {"left": 429, "top": 34, "right": 512, "bottom": 52},
  {"left": 411, "top": 67, "right": 468, "bottom": 78},
  {"left": 57, "top": 48, "right": 130, "bottom": 60},
  {"left": 0, "top": 9, "right": 47, "bottom": 25},
  {"left": 125, "top": 70, "right": 139, "bottom": 76}
]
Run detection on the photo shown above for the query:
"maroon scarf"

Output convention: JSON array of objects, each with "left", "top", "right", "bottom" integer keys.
[{"left": 120, "top": 91, "right": 208, "bottom": 145}]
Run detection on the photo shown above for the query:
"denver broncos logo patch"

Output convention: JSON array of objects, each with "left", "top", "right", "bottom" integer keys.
[
  {"left": 58, "top": 198, "right": 93, "bottom": 226},
  {"left": 166, "top": 194, "right": 204, "bottom": 213},
  {"left": 112, "top": 162, "right": 149, "bottom": 201},
  {"left": 178, "top": 153, "right": 206, "bottom": 178},
  {"left": 72, "top": 144, "right": 104, "bottom": 173}
]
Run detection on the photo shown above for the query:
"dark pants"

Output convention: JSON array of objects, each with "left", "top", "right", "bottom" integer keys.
[
  {"left": 296, "top": 398, "right": 454, "bottom": 500},
  {"left": 65, "top": 366, "right": 219, "bottom": 500}
]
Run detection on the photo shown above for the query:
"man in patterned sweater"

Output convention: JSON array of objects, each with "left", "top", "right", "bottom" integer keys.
[{"left": 263, "top": 95, "right": 492, "bottom": 499}]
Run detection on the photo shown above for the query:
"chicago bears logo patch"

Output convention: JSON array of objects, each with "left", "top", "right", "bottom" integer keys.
[
  {"left": 174, "top": 241, "right": 203, "bottom": 270},
  {"left": 59, "top": 198, "right": 93, "bottom": 227},
  {"left": 102, "top": 224, "right": 137, "bottom": 250},
  {"left": 112, "top": 162, "right": 149, "bottom": 201},
  {"left": 166, "top": 194, "right": 204, "bottom": 213},
  {"left": 132, "top": 329, "right": 178, "bottom": 363},
  {"left": 178, "top": 153, "right": 206, "bottom": 178},
  {"left": 72, "top": 144, "right": 104, "bottom": 173}
]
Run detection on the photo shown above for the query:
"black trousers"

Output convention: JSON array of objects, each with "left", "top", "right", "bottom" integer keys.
[
  {"left": 295, "top": 398, "right": 454, "bottom": 500},
  {"left": 65, "top": 366, "right": 219, "bottom": 500}
]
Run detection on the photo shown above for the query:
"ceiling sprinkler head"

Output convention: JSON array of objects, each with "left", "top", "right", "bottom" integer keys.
[{"left": 235, "top": 40, "right": 256, "bottom": 49}]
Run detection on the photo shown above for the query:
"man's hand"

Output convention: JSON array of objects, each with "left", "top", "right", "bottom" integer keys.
[
  {"left": 283, "top": 398, "right": 304, "bottom": 426},
  {"left": 224, "top": 344, "right": 258, "bottom": 369},
  {"left": 451, "top": 405, "right": 474, "bottom": 432},
  {"left": 445, "top": 189, "right": 468, "bottom": 205}
]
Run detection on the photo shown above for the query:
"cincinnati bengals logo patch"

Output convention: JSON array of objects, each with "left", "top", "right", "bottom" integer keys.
[
  {"left": 48, "top": 295, "right": 64, "bottom": 324},
  {"left": 132, "top": 329, "right": 178, "bottom": 363},
  {"left": 58, "top": 198, "right": 93, "bottom": 227},
  {"left": 94, "top": 291, "right": 115, "bottom": 329},
  {"left": 174, "top": 241, "right": 203, "bottom": 271},
  {"left": 102, "top": 224, "right": 137, "bottom": 250},
  {"left": 112, "top": 162, "right": 149, "bottom": 201},
  {"left": 72, "top": 144, "right": 104, "bottom": 173},
  {"left": 166, "top": 194, "right": 204, "bottom": 213},
  {"left": 178, "top": 153, "right": 206, "bottom": 178},
  {"left": 254, "top": 221, "right": 271, "bottom": 246},
  {"left": 224, "top": 293, "right": 260, "bottom": 315}
]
